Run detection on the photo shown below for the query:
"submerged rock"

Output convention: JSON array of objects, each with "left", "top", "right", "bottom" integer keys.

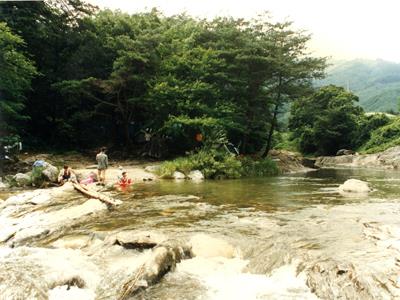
[
  {"left": 107, "top": 231, "right": 167, "bottom": 250},
  {"left": 338, "top": 179, "right": 372, "bottom": 193}
]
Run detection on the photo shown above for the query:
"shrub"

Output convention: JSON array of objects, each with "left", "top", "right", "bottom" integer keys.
[
  {"left": 354, "top": 113, "right": 392, "bottom": 148},
  {"left": 273, "top": 132, "right": 299, "bottom": 152},
  {"left": 239, "top": 156, "right": 279, "bottom": 177},
  {"left": 31, "top": 166, "right": 45, "bottom": 186},
  {"left": 359, "top": 116, "right": 400, "bottom": 153},
  {"left": 157, "top": 150, "right": 278, "bottom": 179},
  {"left": 157, "top": 149, "right": 241, "bottom": 179}
]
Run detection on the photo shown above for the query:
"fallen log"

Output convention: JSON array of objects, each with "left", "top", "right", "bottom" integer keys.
[{"left": 73, "top": 183, "right": 122, "bottom": 206}]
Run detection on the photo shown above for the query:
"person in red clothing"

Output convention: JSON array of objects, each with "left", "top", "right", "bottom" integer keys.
[{"left": 118, "top": 171, "right": 132, "bottom": 186}]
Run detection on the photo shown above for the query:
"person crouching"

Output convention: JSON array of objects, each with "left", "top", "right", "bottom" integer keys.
[{"left": 58, "top": 165, "right": 76, "bottom": 185}]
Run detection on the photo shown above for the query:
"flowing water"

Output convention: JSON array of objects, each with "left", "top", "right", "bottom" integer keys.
[{"left": 3, "top": 168, "right": 400, "bottom": 299}]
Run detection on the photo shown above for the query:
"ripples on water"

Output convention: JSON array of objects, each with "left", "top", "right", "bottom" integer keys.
[
  {"left": 4, "top": 168, "right": 400, "bottom": 299},
  {"left": 78, "top": 168, "right": 400, "bottom": 299}
]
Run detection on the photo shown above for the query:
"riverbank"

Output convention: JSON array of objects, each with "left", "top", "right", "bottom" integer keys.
[
  {"left": 1, "top": 150, "right": 316, "bottom": 191},
  {"left": 316, "top": 146, "right": 400, "bottom": 169},
  {"left": 1, "top": 152, "right": 159, "bottom": 189}
]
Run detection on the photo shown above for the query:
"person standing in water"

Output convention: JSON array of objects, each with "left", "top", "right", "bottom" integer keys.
[{"left": 96, "top": 147, "right": 108, "bottom": 185}]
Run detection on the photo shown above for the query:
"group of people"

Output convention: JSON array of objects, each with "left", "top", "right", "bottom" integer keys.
[{"left": 57, "top": 147, "right": 132, "bottom": 187}]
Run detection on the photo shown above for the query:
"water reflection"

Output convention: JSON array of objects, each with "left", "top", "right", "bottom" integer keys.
[{"left": 122, "top": 168, "right": 400, "bottom": 212}]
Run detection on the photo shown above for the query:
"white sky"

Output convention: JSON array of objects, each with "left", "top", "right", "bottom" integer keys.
[{"left": 87, "top": 0, "right": 400, "bottom": 62}]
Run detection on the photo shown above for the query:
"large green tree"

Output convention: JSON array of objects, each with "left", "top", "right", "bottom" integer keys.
[
  {"left": 1, "top": 3, "right": 328, "bottom": 155},
  {"left": 289, "top": 85, "right": 363, "bottom": 155},
  {"left": 0, "top": 0, "right": 96, "bottom": 146},
  {"left": 0, "top": 22, "right": 37, "bottom": 139}
]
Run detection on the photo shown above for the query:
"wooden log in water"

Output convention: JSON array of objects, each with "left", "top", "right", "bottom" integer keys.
[{"left": 73, "top": 183, "right": 121, "bottom": 206}]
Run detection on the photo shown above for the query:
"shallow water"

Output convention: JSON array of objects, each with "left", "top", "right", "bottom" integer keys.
[
  {"left": 4, "top": 167, "right": 400, "bottom": 299},
  {"left": 79, "top": 168, "right": 400, "bottom": 298}
]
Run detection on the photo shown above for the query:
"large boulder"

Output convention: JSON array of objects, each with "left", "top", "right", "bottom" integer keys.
[
  {"left": 188, "top": 170, "right": 204, "bottom": 181},
  {"left": 42, "top": 163, "right": 59, "bottom": 182},
  {"left": 13, "top": 173, "right": 31, "bottom": 186},
  {"left": 173, "top": 171, "right": 185, "bottom": 180},
  {"left": 338, "top": 179, "right": 371, "bottom": 193}
]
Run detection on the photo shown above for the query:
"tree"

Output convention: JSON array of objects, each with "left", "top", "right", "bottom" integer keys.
[
  {"left": 0, "top": 4, "right": 328, "bottom": 155},
  {"left": 0, "top": 22, "right": 37, "bottom": 139},
  {"left": 57, "top": 10, "right": 164, "bottom": 147},
  {"left": 289, "top": 85, "right": 363, "bottom": 155},
  {"left": 0, "top": 0, "right": 96, "bottom": 147},
  {"left": 259, "top": 21, "right": 326, "bottom": 156}
]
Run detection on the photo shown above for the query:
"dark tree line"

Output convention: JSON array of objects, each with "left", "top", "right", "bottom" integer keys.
[{"left": 1, "top": 1, "right": 327, "bottom": 156}]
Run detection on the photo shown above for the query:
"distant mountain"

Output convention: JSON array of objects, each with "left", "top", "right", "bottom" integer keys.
[{"left": 316, "top": 59, "right": 400, "bottom": 112}]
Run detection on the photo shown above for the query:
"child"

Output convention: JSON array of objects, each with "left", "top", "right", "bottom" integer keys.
[
  {"left": 58, "top": 165, "right": 76, "bottom": 185},
  {"left": 118, "top": 171, "right": 132, "bottom": 186}
]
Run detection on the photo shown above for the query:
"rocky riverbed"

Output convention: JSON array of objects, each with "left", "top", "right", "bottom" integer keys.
[{"left": 0, "top": 183, "right": 226, "bottom": 299}]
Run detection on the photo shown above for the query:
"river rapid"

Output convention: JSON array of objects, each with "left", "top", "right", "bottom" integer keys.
[{"left": 1, "top": 168, "right": 400, "bottom": 299}]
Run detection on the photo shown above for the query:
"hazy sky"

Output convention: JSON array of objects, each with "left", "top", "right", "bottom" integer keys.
[{"left": 87, "top": 0, "right": 400, "bottom": 62}]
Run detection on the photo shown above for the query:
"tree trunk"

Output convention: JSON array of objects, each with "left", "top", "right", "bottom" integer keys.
[
  {"left": 261, "top": 76, "right": 282, "bottom": 157},
  {"left": 262, "top": 103, "right": 279, "bottom": 157},
  {"left": 123, "top": 117, "right": 131, "bottom": 148}
]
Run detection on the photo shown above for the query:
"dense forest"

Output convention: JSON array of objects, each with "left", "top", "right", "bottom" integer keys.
[
  {"left": 317, "top": 59, "right": 400, "bottom": 113},
  {"left": 1, "top": 0, "right": 399, "bottom": 173}
]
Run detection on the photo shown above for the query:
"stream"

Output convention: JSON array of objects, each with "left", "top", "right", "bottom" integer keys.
[{"left": 2, "top": 168, "right": 400, "bottom": 299}]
